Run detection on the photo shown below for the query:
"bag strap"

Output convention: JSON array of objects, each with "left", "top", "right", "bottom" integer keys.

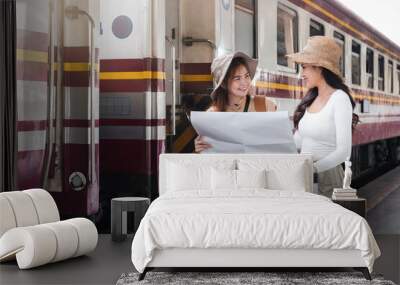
[
  {"left": 266, "top": 98, "right": 277, "bottom": 111},
  {"left": 254, "top": 95, "right": 267, "bottom": 112},
  {"left": 243, "top": 95, "right": 251, "bottom": 112},
  {"left": 254, "top": 96, "right": 277, "bottom": 112}
]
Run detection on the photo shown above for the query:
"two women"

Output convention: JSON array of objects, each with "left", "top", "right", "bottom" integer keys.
[{"left": 195, "top": 36, "right": 357, "bottom": 197}]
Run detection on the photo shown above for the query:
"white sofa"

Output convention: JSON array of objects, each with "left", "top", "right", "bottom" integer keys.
[{"left": 0, "top": 189, "right": 98, "bottom": 269}]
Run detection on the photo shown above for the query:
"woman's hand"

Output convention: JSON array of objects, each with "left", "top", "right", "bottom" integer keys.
[{"left": 194, "top": 136, "right": 212, "bottom": 153}]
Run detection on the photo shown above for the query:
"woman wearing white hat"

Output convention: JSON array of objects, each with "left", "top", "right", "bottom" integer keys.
[
  {"left": 286, "top": 36, "right": 359, "bottom": 197},
  {"left": 195, "top": 51, "right": 277, "bottom": 153}
]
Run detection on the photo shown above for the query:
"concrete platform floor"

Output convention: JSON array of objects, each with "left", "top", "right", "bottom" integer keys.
[
  {"left": 359, "top": 166, "right": 400, "bottom": 212},
  {"left": 358, "top": 166, "right": 400, "bottom": 235},
  {"left": 368, "top": 187, "right": 400, "bottom": 234}
]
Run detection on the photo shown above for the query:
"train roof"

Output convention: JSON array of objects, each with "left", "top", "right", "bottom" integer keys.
[{"left": 291, "top": 0, "right": 400, "bottom": 61}]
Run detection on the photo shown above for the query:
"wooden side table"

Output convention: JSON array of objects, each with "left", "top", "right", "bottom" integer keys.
[
  {"left": 111, "top": 197, "right": 150, "bottom": 242},
  {"left": 332, "top": 198, "right": 366, "bottom": 218}
]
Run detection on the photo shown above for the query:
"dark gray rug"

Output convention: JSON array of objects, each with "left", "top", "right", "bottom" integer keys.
[{"left": 116, "top": 271, "right": 396, "bottom": 285}]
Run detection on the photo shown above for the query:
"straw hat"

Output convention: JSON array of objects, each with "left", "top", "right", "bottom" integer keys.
[
  {"left": 210, "top": 51, "right": 258, "bottom": 99},
  {"left": 286, "top": 36, "right": 342, "bottom": 77}
]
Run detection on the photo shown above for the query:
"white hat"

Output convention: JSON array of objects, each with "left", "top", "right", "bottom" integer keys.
[{"left": 210, "top": 51, "right": 258, "bottom": 99}]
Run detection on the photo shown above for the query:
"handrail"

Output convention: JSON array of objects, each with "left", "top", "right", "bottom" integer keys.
[
  {"left": 165, "top": 35, "right": 176, "bottom": 136},
  {"left": 182, "top": 36, "right": 216, "bottom": 58},
  {"left": 43, "top": 0, "right": 56, "bottom": 188},
  {"left": 182, "top": 37, "right": 216, "bottom": 49},
  {"left": 87, "top": 12, "right": 96, "bottom": 186},
  {"left": 65, "top": 6, "right": 96, "bottom": 185}
]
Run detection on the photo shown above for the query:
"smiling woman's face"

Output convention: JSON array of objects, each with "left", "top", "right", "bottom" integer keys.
[
  {"left": 301, "top": 64, "right": 323, "bottom": 89},
  {"left": 226, "top": 64, "right": 251, "bottom": 98}
]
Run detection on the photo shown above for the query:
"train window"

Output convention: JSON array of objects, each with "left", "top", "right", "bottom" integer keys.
[
  {"left": 333, "top": 31, "right": 345, "bottom": 77},
  {"left": 235, "top": 0, "right": 255, "bottom": 10},
  {"left": 388, "top": 60, "right": 394, "bottom": 93},
  {"left": 378, "top": 55, "right": 385, "bottom": 91},
  {"left": 366, "top": 48, "right": 374, "bottom": 89},
  {"left": 310, "top": 19, "right": 324, "bottom": 36},
  {"left": 351, "top": 41, "right": 361, "bottom": 85},
  {"left": 235, "top": 0, "right": 257, "bottom": 58},
  {"left": 397, "top": 64, "right": 400, "bottom": 95},
  {"left": 277, "top": 3, "right": 298, "bottom": 69}
]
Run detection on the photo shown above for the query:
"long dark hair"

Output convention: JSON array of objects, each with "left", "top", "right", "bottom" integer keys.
[
  {"left": 211, "top": 57, "right": 250, "bottom": 111},
  {"left": 293, "top": 68, "right": 359, "bottom": 131}
]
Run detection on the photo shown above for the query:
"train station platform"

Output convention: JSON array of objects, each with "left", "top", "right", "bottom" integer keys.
[{"left": 358, "top": 166, "right": 400, "bottom": 234}]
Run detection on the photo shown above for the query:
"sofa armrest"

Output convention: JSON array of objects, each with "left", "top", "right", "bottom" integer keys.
[{"left": 0, "top": 218, "right": 98, "bottom": 269}]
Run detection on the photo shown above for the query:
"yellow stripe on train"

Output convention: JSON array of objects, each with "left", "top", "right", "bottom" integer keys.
[
  {"left": 16, "top": 49, "right": 48, "bottom": 63},
  {"left": 99, "top": 71, "right": 165, "bottom": 80},
  {"left": 256, "top": 81, "right": 305, "bottom": 92},
  {"left": 64, "top": 63, "right": 100, "bottom": 72},
  {"left": 180, "top": 74, "right": 213, "bottom": 82}
]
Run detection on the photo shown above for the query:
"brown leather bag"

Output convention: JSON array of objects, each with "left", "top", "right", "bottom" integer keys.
[{"left": 254, "top": 95, "right": 276, "bottom": 112}]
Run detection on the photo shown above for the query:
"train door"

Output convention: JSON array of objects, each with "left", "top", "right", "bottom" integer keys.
[
  {"left": 15, "top": 0, "right": 100, "bottom": 217},
  {"left": 166, "top": 0, "right": 216, "bottom": 153}
]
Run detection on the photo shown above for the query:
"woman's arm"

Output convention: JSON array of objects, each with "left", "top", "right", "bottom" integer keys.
[{"left": 314, "top": 93, "right": 352, "bottom": 172}]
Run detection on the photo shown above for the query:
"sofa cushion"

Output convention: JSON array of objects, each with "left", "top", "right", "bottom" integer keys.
[
  {"left": 1, "top": 191, "right": 39, "bottom": 228},
  {"left": 0, "top": 189, "right": 60, "bottom": 239},
  {"left": 24, "top": 189, "right": 60, "bottom": 224},
  {"left": 0, "top": 196, "right": 17, "bottom": 237}
]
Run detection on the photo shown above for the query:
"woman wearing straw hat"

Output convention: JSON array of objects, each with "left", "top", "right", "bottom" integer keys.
[
  {"left": 195, "top": 51, "right": 277, "bottom": 153},
  {"left": 286, "top": 36, "right": 359, "bottom": 197}
]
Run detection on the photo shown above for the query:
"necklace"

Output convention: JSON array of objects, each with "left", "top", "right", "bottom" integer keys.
[{"left": 228, "top": 97, "right": 244, "bottom": 111}]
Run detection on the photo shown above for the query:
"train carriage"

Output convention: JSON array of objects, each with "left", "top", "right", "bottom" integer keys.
[{"left": 10, "top": 0, "right": 400, "bottom": 223}]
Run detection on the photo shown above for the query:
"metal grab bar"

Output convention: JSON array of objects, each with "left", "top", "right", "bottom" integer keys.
[
  {"left": 65, "top": 6, "right": 96, "bottom": 185},
  {"left": 43, "top": 0, "right": 56, "bottom": 188},
  {"left": 165, "top": 36, "right": 176, "bottom": 136},
  {"left": 182, "top": 36, "right": 216, "bottom": 59},
  {"left": 89, "top": 14, "right": 96, "bottom": 186},
  {"left": 182, "top": 37, "right": 216, "bottom": 49}
]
